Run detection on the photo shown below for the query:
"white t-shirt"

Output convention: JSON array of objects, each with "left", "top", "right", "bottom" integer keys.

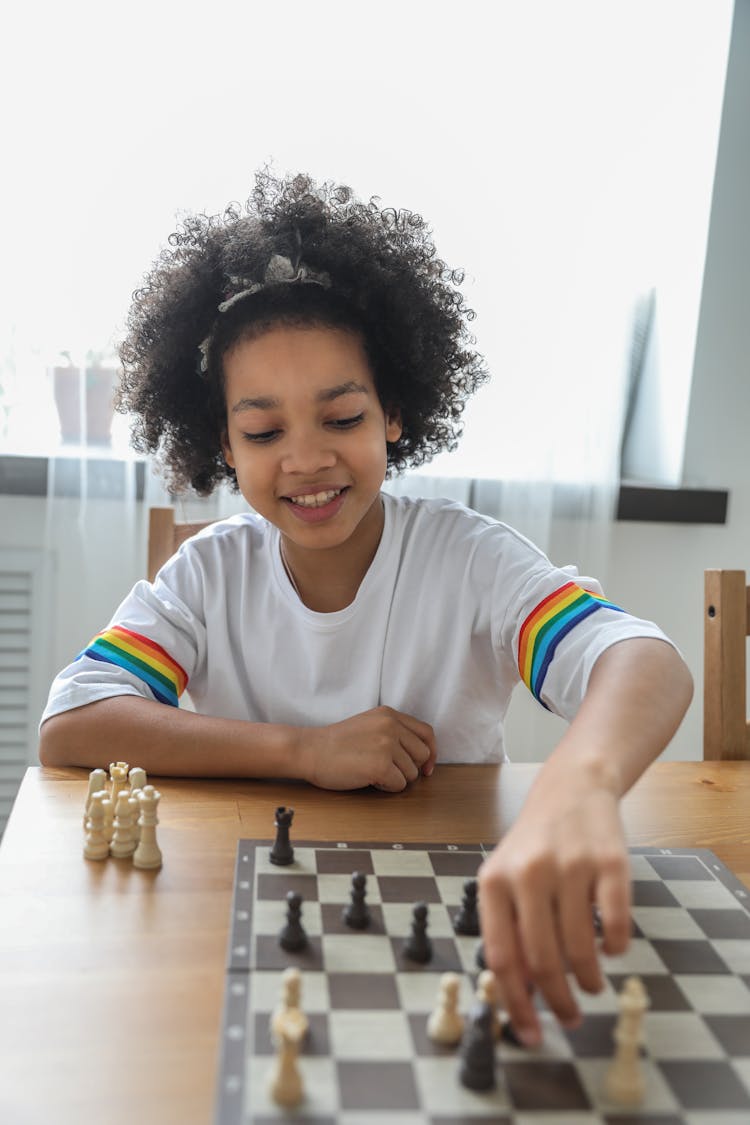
[{"left": 41, "top": 494, "right": 672, "bottom": 763}]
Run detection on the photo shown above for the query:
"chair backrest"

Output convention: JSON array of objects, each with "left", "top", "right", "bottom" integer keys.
[
  {"left": 704, "top": 569, "right": 750, "bottom": 760},
  {"left": 147, "top": 507, "right": 216, "bottom": 582}
]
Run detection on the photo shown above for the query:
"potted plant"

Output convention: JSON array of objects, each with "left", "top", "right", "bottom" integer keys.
[{"left": 52, "top": 350, "right": 120, "bottom": 446}]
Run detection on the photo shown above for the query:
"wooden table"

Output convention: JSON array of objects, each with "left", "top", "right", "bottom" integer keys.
[{"left": 1, "top": 761, "right": 749, "bottom": 1124}]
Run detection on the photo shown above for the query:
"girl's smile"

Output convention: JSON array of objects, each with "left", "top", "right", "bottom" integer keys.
[{"left": 221, "top": 324, "right": 402, "bottom": 608}]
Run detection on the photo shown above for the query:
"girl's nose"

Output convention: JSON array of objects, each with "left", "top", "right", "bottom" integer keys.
[{"left": 280, "top": 432, "right": 337, "bottom": 475}]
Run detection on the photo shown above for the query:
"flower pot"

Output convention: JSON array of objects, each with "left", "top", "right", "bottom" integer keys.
[{"left": 53, "top": 365, "right": 118, "bottom": 446}]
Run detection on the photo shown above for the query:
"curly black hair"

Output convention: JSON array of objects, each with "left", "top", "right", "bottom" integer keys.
[{"left": 117, "top": 170, "right": 489, "bottom": 494}]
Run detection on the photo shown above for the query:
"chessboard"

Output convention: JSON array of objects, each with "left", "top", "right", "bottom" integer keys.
[{"left": 216, "top": 835, "right": 750, "bottom": 1124}]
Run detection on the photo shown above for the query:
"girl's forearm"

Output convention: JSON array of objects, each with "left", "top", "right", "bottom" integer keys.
[{"left": 38, "top": 696, "right": 305, "bottom": 779}]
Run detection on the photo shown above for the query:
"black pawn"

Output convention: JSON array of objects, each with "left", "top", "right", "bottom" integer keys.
[
  {"left": 459, "top": 1001, "right": 496, "bottom": 1091},
  {"left": 453, "top": 878, "right": 480, "bottom": 936},
  {"left": 475, "top": 941, "right": 486, "bottom": 970},
  {"left": 270, "top": 805, "right": 294, "bottom": 866},
  {"left": 279, "top": 890, "right": 308, "bottom": 952},
  {"left": 403, "top": 901, "right": 433, "bottom": 963},
  {"left": 343, "top": 871, "right": 371, "bottom": 929}
]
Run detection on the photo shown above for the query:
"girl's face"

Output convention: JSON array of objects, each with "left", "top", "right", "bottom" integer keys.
[{"left": 221, "top": 324, "right": 402, "bottom": 558}]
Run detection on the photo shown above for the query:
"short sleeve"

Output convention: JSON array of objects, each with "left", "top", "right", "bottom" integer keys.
[
  {"left": 491, "top": 529, "right": 674, "bottom": 721},
  {"left": 40, "top": 557, "right": 208, "bottom": 725}
]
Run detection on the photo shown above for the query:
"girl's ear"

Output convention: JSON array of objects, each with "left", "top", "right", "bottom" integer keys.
[
  {"left": 385, "top": 408, "right": 403, "bottom": 444},
  {"left": 221, "top": 431, "right": 236, "bottom": 469}
]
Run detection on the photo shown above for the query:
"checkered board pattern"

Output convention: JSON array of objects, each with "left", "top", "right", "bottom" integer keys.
[{"left": 216, "top": 840, "right": 750, "bottom": 1124}]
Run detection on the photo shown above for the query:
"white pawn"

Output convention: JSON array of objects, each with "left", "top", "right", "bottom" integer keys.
[
  {"left": 476, "top": 969, "right": 502, "bottom": 1039},
  {"left": 268, "top": 1010, "right": 306, "bottom": 1108},
  {"left": 427, "top": 971, "right": 465, "bottom": 1045},
  {"left": 271, "top": 967, "right": 309, "bottom": 1042},
  {"left": 83, "top": 791, "right": 110, "bottom": 860},
  {"left": 603, "top": 976, "right": 649, "bottom": 1105},
  {"left": 110, "top": 790, "right": 139, "bottom": 858},
  {"left": 83, "top": 768, "right": 108, "bottom": 829},
  {"left": 133, "top": 786, "right": 162, "bottom": 870},
  {"left": 109, "top": 762, "right": 130, "bottom": 813}
]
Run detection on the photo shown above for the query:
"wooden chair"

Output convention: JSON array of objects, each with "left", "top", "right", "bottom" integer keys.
[
  {"left": 704, "top": 569, "right": 750, "bottom": 760},
  {"left": 147, "top": 508, "right": 215, "bottom": 582}
]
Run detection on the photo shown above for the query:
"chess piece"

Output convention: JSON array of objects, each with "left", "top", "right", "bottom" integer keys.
[
  {"left": 603, "top": 976, "right": 649, "bottom": 1105},
  {"left": 133, "top": 786, "right": 163, "bottom": 870},
  {"left": 427, "top": 972, "right": 464, "bottom": 1044},
  {"left": 459, "top": 1000, "right": 496, "bottom": 1091},
  {"left": 129, "top": 766, "right": 147, "bottom": 792},
  {"left": 403, "top": 901, "right": 432, "bottom": 963},
  {"left": 453, "top": 878, "right": 480, "bottom": 936},
  {"left": 270, "top": 806, "right": 295, "bottom": 866},
  {"left": 267, "top": 1009, "right": 306, "bottom": 1108},
  {"left": 108, "top": 762, "right": 130, "bottom": 814},
  {"left": 102, "top": 795, "right": 114, "bottom": 843},
  {"left": 83, "top": 768, "right": 108, "bottom": 829},
  {"left": 271, "top": 967, "right": 309, "bottom": 1042},
  {"left": 279, "top": 891, "right": 308, "bottom": 952},
  {"left": 110, "top": 790, "right": 139, "bottom": 858},
  {"left": 343, "top": 871, "right": 371, "bottom": 929},
  {"left": 475, "top": 941, "right": 486, "bottom": 970},
  {"left": 130, "top": 788, "right": 143, "bottom": 842},
  {"left": 83, "top": 791, "right": 110, "bottom": 860},
  {"left": 476, "top": 970, "right": 502, "bottom": 1039}
]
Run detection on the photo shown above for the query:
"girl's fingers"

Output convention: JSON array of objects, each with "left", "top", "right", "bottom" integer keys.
[
  {"left": 556, "top": 866, "right": 604, "bottom": 994},
  {"left": 514, "top": 880, "right": 580, "bottom": 1029}
]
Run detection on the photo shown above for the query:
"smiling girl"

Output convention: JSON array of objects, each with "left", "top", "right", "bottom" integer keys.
[{"left": 39, "top": 171, "right": 692, "bottom": 1046}]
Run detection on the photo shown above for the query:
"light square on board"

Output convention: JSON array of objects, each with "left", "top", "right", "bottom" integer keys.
[
  {"left": 250, "top": 968, "right": 330, "bottom": 1013},
  {"left": 251, "top": 898, "right": 322, "bottom": 937},
  {"left": 396, "top": 969, "right": 474, "bottom": 1014},
  {"left": 381, "top": 901, "right": 454, "bottom": 938},
  {"left": 254, "top": 845, "right": 317, "bottom": 875},
  {"left": 321, "top": 933, "right": 396, "bottom": 974},
  {"left": 665, "top": 877, "right": 745, "bottom": 910},
  {"left": 645, "top": 1011, "right": 726, "bottom": 1059},
  {"left": 600, "top": 937, "right": 669, "bottom": 975},
  {"left": 577, "top": 1056, "right": 680, "bottom": 1115},
  {"left": 328, "top": 1009, "right": 412, "bottom": 1060},
  {"left": 712, "top": 940, "right": 750, "bottom": 974},
  {"left": 247, "top": 1054, "right": 338, "bottom": 1117},
  {"left": 412, "top": 1055, "right": 512, "bottom": 1116},
  {"left": 316, "top": 873, "right": 383, "bottom": 905},
  {"left": 675, "top": 974, "right": 750, "bottom": 1015},
  {"left": 632, "top": 906, "right": 708, "bottom": 941},
  {"left": 371, "top": 849, "right": 435, "bottom": 877}
]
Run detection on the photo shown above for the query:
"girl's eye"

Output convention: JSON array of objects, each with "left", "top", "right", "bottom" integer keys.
[
  {"left": 242, "top": 429, "right": 280, "bottom": 444},
  {"left": 329, "top": 413, "right": 365, "bottom": 429}
]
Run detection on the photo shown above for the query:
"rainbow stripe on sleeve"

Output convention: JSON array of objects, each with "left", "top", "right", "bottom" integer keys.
[
  {"left": 77, "top": 625, "right": 188, "bottom": 708},
  {"left": 518, "top": 580, "right": 624, "bottom": 706}
]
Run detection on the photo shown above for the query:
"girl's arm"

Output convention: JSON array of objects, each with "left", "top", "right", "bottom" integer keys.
[
  {"left": 38, "top": 697, "right": 436, "bottom": 790},
  {"left": 477, "top": 637, "right": 693, "bottom": 1046}
]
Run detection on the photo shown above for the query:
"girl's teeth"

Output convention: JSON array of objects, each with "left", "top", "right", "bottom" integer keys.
[{"left": 289, "top": 489, "right": 342, "bottom": 508}]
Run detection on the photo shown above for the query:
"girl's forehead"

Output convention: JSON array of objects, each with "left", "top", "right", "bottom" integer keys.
[{"left": 224, "top": 323, "right": 376, "bottom": 393}]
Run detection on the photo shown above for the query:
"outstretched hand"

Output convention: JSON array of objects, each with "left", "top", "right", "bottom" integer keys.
[
  {"left": 477, "top": 766, "right": 631, "bottom": 1045},
  {"left": 301, "top": 705, "right": 436, "bottom": 792}
]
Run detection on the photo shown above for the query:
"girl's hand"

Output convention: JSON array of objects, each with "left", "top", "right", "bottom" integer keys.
[
  {"left": 300, "top": 706, "right": 437, "bottom": 791},
  {"left": 477, "top": 770, "right": 631, "bottom": 1046}
]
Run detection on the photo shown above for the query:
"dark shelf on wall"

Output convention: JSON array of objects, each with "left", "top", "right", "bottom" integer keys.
[
  {"left": 0, "top": 455, "right": 146, "bottom": 500},
  {"left": 617, "top": 483, "right": 728, "bottom": 524}
]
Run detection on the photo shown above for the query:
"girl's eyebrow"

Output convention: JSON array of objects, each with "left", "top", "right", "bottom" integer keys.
[{"left": 231, "top": 380, "right": 370, "bottom": 414}]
